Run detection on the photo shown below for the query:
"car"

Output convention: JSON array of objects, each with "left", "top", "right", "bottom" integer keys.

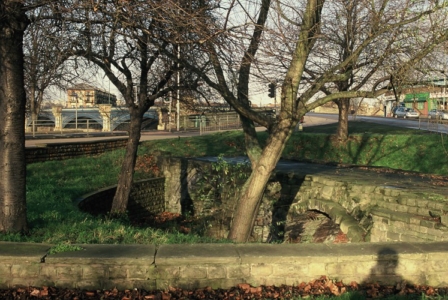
[
  {"left": 393, "top": 107, "right": 420, "bottom": 119},
  {"left": 428, "top": 109, "right": 448, "bottom": 120}
]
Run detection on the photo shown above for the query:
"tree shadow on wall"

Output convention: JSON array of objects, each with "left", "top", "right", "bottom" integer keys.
[
  {"left": 266, "top": 173, "right": 305, "bottom": 243},
  {"left": 352, "top": 247, "right": 411, "bottom": 299}
]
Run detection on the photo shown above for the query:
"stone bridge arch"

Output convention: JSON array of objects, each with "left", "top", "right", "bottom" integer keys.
[
  {"left": 62, "top": 110, "right": 103, "bottom": 129},
  {"left": 34, "top": 107, "right": 159, "bottom": 131},
  {"left": 110, "top": 109, "right": 158, "bottom": 131},
  {"left": 289, "top": 198, "right": 368, "bottom": 242}
]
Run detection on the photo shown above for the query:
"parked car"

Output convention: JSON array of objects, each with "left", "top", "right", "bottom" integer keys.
[
  {"left": 393, "top": 107, "right": 420, "bottom": 119},
  {"left": 428, "top": 109, "right": 448, "bottom": 120}
]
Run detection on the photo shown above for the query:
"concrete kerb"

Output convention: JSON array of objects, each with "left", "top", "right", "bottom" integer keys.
[{"left": 2, "top": 241, "right": 448, "bottom": 289}]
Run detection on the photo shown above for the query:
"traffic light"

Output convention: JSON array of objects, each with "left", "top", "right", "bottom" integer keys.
[{"left": 268, "top": 83, "right": 276, "bottom": 98}]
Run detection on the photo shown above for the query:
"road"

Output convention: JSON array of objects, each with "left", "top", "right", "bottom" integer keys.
[{"left": 310, "top": 112, "right": 448, "bottom": 134}]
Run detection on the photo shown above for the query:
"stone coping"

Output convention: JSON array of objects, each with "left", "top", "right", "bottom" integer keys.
[{"left": 1, "top": 241, "right": 448, "bottom": 289}]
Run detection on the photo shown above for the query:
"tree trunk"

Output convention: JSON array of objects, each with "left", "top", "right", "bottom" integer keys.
[
  {"left": 335, "top": 98, "right": 350, "bottom": 143},
  {"left": 0, "top": 2, "right": 29, "bottom": 233},
  {"left": 228, "top": 121, "right": 293, "bottom": 242},
  {"left": 110, "top": 109, "right": 143, "bottom": 214}
]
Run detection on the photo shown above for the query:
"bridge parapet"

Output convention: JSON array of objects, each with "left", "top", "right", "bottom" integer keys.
[
  {"left": 288, "top": 174, "right": 448, "bottom": 243},
  {"left": 28, "top": 107, "right": 159, "bottom": 131}
]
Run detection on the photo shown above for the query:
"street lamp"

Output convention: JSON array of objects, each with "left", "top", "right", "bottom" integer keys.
[
  {"left": 71, "top": 92, "right": 78, "bottom": 129},
  {"left": 442, "top": 70, "right": 447, "bottom": 110},
  {"left": 176, "top": 43, "right": 180, "bottom": 132}
]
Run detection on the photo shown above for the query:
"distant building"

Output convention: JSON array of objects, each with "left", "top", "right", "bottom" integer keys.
[
  {"left": 381, "top": 79, "right": 448, "bottom": 116},
  {"left": 66, "top": 83, "right": 117, "bottom": 108}
]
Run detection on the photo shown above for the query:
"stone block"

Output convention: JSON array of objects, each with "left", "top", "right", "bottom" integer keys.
[
  {"left": 227, "top": 264, "right": 250, "bottom": 279},
  {"left": 272, "top": 263, "right": 308, "bottom": 277},
  {"left": 251, "top": 263, "right": 273, "bottom": 277},
  {"left": 0, "top": 264, "right": 11, "bottom": 278},
  {"left": 426, "top": 227, "right": 447, "bottom": 237},
  {"left": 108, "top": 265, "right": 130, "bottom": 280},
  {"left": 425, "top": 274, "right": 448, "bottom": 287},
  {"left": 154, "top": 266, "right": 180, "bottom": 280},
  {"left": 386, "top": 231, "right": 401, "bottom": 242},
  {"left": 441, "top": 215, "right": 448, "bottom": 226},
  {"left": 10, "top": 263, "right": 40, "bottom": 278},
  {"left": 420, "top": 259, "right": 448, "bottom": 274},
  {"left": 131, "top": 279, "right": 157, "bottom": 290},
  {"left": 407, "top": 206, "right": 419, "bottom": 214},
  {"left": 390, "top": 212, "right": 411, "bottom": 224},
  {"left": 307, "top": 263, "right": 327, "bottom": 276},
  {"left": 326, "top": 262, "right": 357, "bottom": 276},
  {"left": 82, "top": 264, "right": 107, "bottom": 280},
  {"left": 406, "top": 198, "right": 417, "bottom": 207},
  {"left": 179, "top": 266, "right": 207, "bottom": 279},
  {"left": 320, "top": 186, "right": 334, "bottom": 200},
  {"left": 207, "top": 265, "right": 227, "bottom": 279},
  {"left": 400, "top": 233, "right": 428, "bottom": 243},
  {"left": 417, "top": 199, "right": 429, "bottom": 208}
]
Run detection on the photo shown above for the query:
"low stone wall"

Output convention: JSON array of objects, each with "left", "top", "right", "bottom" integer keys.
[
  {"left": 1, "top": 241, "right": 447, "bottom": 290},
  {"left": 77, "top": 178, "right": 165, "bottom": 220},
  {"left": 25, "top": 138, "right": 128, "bottom": 164}
]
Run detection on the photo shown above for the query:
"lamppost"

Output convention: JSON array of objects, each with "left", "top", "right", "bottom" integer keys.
[
  {"left": 176, "top": 43, "right": 180, "bottom": 132},
  {"left": 442, "top": 70, "right": 447, "bottom": 110},
  {"left": 108, "top": 80, "right": 111, "bottom": 105},
  {"left": 71, "top": 92, "right": 78, "bottom": 129}
]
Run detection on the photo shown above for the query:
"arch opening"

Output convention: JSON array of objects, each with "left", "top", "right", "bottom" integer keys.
[{"left": 284, "top": 209, "right": 349, "bottom": 243}]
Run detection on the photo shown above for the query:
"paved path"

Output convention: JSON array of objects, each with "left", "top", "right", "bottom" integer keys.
[{"left": 25, "top": 115, "right": 338, "bottom": 147}]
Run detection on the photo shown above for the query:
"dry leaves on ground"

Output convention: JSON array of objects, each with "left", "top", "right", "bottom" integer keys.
[{"left": 2, "top": 276, "right": 448, "bottom": 299}]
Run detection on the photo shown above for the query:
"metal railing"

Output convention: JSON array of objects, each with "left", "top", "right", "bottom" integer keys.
[
  {"left": 26, "top": 119, "right": 101, "bottom": 137},
  {"left": 417, "top": 116, "right": 448, "bottom": 133},
  {"left": 25, "top": 112, "right": 245, "bottom": 137},
  {"left": 164, "top": 112, "right": 242, "bottom": 135}
]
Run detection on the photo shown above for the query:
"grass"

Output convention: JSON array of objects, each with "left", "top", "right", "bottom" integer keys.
[
  {"left": 141, "top": 120, "right": 448, "bottom": 176},
  {"left": 1, "top": 120, "right": 447, "bottom": 246}
]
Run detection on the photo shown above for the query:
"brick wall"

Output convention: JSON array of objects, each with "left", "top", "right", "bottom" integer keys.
[{"left": 25, "top": 138, "right": 128, "bottom": 164}]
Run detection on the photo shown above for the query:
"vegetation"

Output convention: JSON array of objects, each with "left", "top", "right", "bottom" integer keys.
[{"left": 1, "top": 121, "right": 447, "bottom": 245}]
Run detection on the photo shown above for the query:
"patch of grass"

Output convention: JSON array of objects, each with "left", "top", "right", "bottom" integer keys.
[
  {"left": 281, "top": 121, "right": 448, "bottom": 176},
  {"left": 48, "top": 243, "right": 84, "bottom": 255}
]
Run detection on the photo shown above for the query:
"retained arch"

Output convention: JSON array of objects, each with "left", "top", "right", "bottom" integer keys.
[{"left": 291, "top": 198, "right": 367, "bottom": 242}]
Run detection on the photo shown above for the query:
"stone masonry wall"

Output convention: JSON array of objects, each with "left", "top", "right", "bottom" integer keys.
[
  {"left": 158, "top": 157, "right": 448, "bottom": 244},
  {"left": 287, "top": 175, "right": 448, "bottom": 243},
  {"left": 1, "top": 241, "right": 448, "bottom": 290},
  {"left": 158, "top": 157, "right": 277, "bottom": 242},
  {"left": 25, "top": 138, "right": 128, "bottom": 164},
  {"left": 77, "top": 178, "right": 165, "bottom": 220}
]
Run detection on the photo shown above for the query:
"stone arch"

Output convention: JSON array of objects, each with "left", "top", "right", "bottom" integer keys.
[
  {"left": 63, "top": 116, "right": 103, "bottom": 129},
  {"left": 61, "top": 110, "right": 103, "bottom": 129},
  {"left": 26, "top": 115, "right": 55, "bottom": 127},
  {"left": 290, "top": 198, "right": 368, "bottom": 242}
]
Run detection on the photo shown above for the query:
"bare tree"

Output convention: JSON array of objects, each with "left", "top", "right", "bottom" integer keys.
[
  {"left": 184, "top": 0, "right": 448, "bottom": 241},
  {"left": 24, "top": 9, "right": 72, "bottom": 126},
  {"left": 297, "top": 0, "right": 448, "bottom": 142},
  {"left": 54, "top": 0, "right": 212, "bottom": 214},
  {"left": 0, "top": 0, "right": 30, "bottom": 233}
]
